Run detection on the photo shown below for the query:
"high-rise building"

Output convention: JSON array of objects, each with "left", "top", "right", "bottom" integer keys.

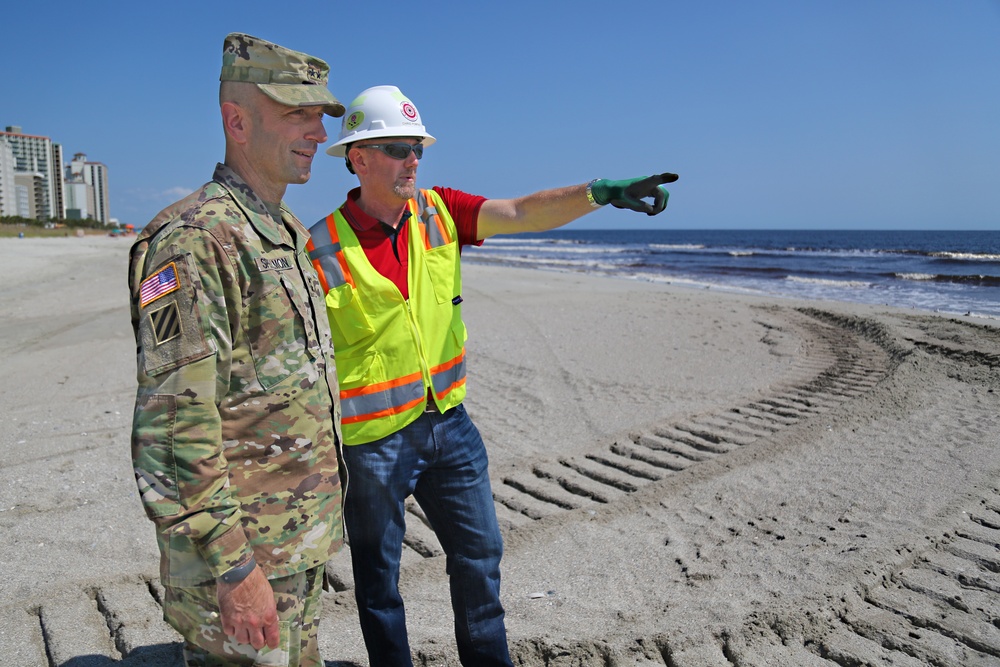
[
  {"left": 88, "top": 159, "right": 109, "bottom": 224},
  {"left": 51, "top": 142, "right": 65, "bottom": 221},
  {"left": 0, "top": 138, "right": 17, "bottom": 217},
  {"left": 14, "top": 172, "right": 44, "bottom": 219},
  {"left": 1, "top": 126, "right": 64, "bottom": 221},
  {"left": 64, "top": 153, "right": 111, "bottom": 224}
]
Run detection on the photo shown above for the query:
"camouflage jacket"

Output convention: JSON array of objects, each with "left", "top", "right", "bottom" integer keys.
[{"left": 128, "top": 163, "right": 342, "bottom": 587}]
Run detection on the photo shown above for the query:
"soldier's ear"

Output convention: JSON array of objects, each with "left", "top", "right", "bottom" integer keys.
[{"left": 222, "top": 102, "right": 250, "bottom": 144}]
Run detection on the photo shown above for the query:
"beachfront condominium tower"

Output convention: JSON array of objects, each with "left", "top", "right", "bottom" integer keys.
[
  {"left": 0, "top": 139, "right": 17, "bottom": 217},
  {"left": 64, "top": 152, "right": 110, "bottom": 224},
  {"left": 1, "top": 126, "right": 65, "bottom": 221}
]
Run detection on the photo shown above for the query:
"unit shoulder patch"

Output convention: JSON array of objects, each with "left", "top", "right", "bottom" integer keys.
[
  {"left": 137, "top": 254, "right": 213, "bottom": 376},
  {"left": 148, "top": 301, "right": 182, "bottom": 346}
]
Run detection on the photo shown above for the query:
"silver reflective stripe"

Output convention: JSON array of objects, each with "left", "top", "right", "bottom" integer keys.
[
  {"left": 309, "top": 243, "right": 338, "bottom": 260},
  {"left": 313, "top": 248, "right": 346, "bottom": 288},
  {"left": 307, "top": 218, "right": 347, "bottom": 288},
  {"left": 308, "top": 217, "right": 334, "bottom": 246},
  {"left": 417, "top": 191, "right": 448, "bottom": 249},
  {"left": 431, "top": 356, "right": 466, "bottom": 396},
  {"left": 342, "top": 377, "right": 425, "bottom": 420}
]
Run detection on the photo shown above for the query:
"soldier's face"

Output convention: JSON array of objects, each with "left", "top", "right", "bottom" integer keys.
[{"left": 247, "top": 95, "right": 328, "bottom": 188}]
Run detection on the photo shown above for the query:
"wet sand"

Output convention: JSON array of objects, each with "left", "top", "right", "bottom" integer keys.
[{"left": 1, "top": 236, "right": 998, "bottom": 666}]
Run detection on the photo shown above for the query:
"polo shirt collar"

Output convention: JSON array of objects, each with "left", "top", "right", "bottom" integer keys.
[{"left": 343, "top": 187, "right": 411, "bottom": 232}]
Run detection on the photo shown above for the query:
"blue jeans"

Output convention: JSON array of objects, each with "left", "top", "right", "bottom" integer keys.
[{"left": 341, "top": 404, "right": 513, "bottom": 667}]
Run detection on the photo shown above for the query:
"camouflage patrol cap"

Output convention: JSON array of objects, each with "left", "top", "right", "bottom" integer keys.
[{"left": 220, "top": 33, "right": 345, "bottom": 117}]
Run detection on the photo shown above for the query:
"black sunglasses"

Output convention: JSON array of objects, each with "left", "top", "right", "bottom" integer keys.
[{"left": 357, "top": 142, "right": 424, "bottom": 160}]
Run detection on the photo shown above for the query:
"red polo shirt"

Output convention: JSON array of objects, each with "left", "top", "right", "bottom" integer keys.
[{"left": 340, "top": 186, "right": 486, "bottom": 299}]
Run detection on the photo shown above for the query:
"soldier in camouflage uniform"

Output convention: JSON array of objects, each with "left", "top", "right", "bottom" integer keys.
[{"left": 128, "top": 33, "right": 345, "bottom": 666}]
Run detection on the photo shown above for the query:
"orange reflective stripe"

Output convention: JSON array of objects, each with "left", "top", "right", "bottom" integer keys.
[
  {"left": 432, "top": 377, "right": 466, "bottom": 401},
  {"left": 342, "top": 395, "right": 425, "bottom": 425},
  {"left": 432, "top": 216, "right": 450, "bottom": 245},
  {"left": 414, "top": 190, "right": 452, "bottom": 249},
  {"left": 306, "top": 238, "right": 330, "bottom": 294},
  {"left": 429, "top": 351, "right": 464, "bottom": 374},
  {"left": 335, "top": 252, "right": 355, "bottom": 291},
  {"left": 340, "top": 370, "right": 424, "bottom": 400},
  {"left": 409, "top": 198, "right": 432, "bottom": 251},
  {"left": 340, "top": 370, "right": 425, "bottom": 425},
  {"left": 308, "top": 212, "right": 356, "bottom": 291},
  {"left": 429, "top": 350, "right": 466, "bottom": 400},
  {"left": 325, "top": 213, "right": 356, "bottom": 289}
]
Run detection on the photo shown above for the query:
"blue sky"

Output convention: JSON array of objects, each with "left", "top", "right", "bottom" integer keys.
[{"left": 4, "top": 2, "right": 999, "bottom": 230}]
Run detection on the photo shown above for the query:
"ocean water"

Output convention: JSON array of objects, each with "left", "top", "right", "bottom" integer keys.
[{"left": 464, "top": 229, "right": 1000, "bottom": 320}]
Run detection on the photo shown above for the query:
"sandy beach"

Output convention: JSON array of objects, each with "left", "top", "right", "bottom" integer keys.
[{"left": 1, "top": 236, "right": 998, "bottom": 667}]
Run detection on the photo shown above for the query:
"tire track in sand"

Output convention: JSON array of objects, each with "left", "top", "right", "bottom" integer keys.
[
  {"left": 493, "top": 312, "right": 1000, "bottom": 666},
  {"left": 717, "top": 485, "right": 1000, "bottom": 667},
  {"left": 13, "top": 310, "right": 998, "bottom": 666},
  {"left": 490, "top": 308, "right": 895, "bottom": 528}
]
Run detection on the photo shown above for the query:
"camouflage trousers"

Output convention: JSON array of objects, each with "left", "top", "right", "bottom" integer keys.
[{"left": 163, "top": 565, "right": 324, "bottom": 667}]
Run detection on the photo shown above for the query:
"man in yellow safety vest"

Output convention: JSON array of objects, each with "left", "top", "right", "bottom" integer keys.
[{"left": 308, "top": 84, "right": 678, "bottom": 666}]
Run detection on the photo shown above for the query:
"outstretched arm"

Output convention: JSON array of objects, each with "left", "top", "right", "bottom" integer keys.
[
  {"left": 476, "top": 183, "right": 591, "bottom": 240},
  {"left": 475, "top": 173, "right": 678, "bottom": 240}
]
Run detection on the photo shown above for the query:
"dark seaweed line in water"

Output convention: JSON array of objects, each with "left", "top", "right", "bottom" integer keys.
[{"left": 890, "top": 272, "right": 1000, "bottom": 287}]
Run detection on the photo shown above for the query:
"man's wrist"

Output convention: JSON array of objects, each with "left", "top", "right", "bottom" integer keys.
[
  {"left": 218, "top": 556, "right": 257, "bottom": 585},
  {"left": 585, "top": 179, "right": 605, "bottom": 208}
]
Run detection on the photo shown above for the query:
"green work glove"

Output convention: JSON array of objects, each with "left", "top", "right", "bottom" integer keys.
[{"left": 590, "top": 173, "right": 679, "bottom": 216}]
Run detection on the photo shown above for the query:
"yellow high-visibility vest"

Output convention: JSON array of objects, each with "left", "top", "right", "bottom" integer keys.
[{"left": 307, "top": 189, "right": 467, "bottom": 445}]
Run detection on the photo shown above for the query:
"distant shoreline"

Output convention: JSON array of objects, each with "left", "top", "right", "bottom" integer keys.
[{"left": 0, "top": 223, "right": 131, "bottom": 239}]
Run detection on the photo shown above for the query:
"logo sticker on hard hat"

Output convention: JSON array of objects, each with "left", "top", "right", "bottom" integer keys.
[
  {"left": 400, "top": 102, "right": 418, "bottom": 122},
  {"left": 345, "top": 111, "right": 365, "bottom": 131}
]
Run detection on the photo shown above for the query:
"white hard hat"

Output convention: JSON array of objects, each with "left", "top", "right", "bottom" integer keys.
[{"left": 326, "top": 85, "right": 436, "bottom": 157}]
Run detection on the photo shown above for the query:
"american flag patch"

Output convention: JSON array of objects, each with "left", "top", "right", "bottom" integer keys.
[{"left": 139, "top": 262, "right": 180, "bottom": 307}]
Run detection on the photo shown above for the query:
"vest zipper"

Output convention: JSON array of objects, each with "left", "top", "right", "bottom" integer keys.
[{"left": 404, "top": 299, "right": 433, "bottom": 406}]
